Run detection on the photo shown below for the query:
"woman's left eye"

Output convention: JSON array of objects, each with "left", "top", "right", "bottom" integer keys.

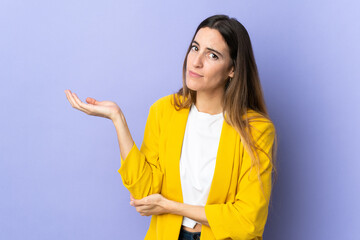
[
  {"left": 191, "top": 45, "right": 198, "bottom": 51},
  {"left": 209, "top": 53, "right": 218, "bottom": 60}
]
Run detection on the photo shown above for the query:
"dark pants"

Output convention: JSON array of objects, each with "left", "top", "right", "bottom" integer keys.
[{"left": 178, "top": 228, "right": 201, "bottom": 240}]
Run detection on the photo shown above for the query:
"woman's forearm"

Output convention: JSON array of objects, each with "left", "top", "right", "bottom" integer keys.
[
  {"left": 112, "top": 113, "right": 135, "bottom": 161},
  {"left": 166, "top": 199, "right": 209, "bottom": 227}
]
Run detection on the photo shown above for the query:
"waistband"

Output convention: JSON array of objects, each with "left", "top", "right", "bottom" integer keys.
[{"left": 179, "top": 228, "right": 201, "bottom": 240}]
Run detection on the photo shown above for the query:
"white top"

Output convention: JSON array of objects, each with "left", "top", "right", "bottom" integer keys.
[{"left": 179, "top": 103, "right": 224, "bottom": 228}]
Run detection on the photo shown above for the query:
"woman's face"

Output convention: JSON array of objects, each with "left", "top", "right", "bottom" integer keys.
[{"left": 186, "top": 27, "right": 234, "bottom": 94}]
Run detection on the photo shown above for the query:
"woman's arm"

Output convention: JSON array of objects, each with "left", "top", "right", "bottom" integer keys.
[
  {"left": 129, "top": 193, "right": 209, "bottom": 227},
  {"left": 166, "top": 199, "right": 209, "bottom": 227},
  {"left": 117, "top": 101, "right": 164, "bottom": 199},
  {"left": 112, "top": 113, "right": 135, "bottom": 161},
  {"left": 65, "top": 90, "right": 163, "bottom": 199}
]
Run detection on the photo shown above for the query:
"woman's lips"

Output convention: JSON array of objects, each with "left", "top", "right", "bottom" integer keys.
[{"left": 189, "top": 70, "right": 203, "bottom": 78}]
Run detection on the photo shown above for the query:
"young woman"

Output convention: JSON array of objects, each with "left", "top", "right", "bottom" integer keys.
[{"left": 65, "top": 14, "right": 277, "bottom": 240}]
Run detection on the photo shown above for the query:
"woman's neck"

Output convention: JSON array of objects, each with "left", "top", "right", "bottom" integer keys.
[{"left": 195, "top": 90, "right": 224, "bottom": 115}]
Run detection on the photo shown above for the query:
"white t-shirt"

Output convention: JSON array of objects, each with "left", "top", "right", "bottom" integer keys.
[{"left": 179, "top": 103, "right": 224, "bottom": 228}]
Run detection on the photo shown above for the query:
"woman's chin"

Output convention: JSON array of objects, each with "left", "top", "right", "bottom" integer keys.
[
  {"left": 185, "top": 80, "right": 201, "bottom": 92},
  {"left": 186, "top": 85, "right": 200, "bottom": 92}
]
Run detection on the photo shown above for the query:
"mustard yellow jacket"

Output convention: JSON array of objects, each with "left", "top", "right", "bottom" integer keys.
[{"left": 118, "top": 94, "right": 275, "bottom": 240}]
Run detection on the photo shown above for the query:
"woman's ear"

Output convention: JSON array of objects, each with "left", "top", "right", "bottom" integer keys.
[{"left": 228, "top": 66, "right": 235, "bottom": 78}]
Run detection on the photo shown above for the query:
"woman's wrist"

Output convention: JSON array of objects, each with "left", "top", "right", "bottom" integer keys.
[
  {"left": 160, "top": 198, "right": 209, "bottom": 226},
  {"left": 111, "top": 111, "right": 125, "bottom": 125},
  {"left": 163, "top": 198, "right": 179, "bottom": 215},
  {"left": 111, "top": 111, "right": 135, "bottom": 161}
]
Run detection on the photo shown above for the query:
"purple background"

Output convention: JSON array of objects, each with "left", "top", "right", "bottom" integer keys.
[{"left": 1, "top": 0, "right": 359, "bottom": 239}]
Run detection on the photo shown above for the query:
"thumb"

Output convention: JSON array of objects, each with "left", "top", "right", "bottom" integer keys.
[{"left": 86, "top": 97, "right": 98, "bottom": 105}]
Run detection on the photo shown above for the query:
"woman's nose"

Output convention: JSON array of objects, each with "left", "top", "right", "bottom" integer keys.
[{"left": 192, "top": 53, "right": 203, "bottom": 68}]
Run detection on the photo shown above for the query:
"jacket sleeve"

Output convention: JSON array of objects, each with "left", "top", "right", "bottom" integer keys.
[
  {"left": 117, "top": 101, "right": 164, "bottom": 200},
  {"left": 204, "top": 121, "right": 275, "bottom": 240}
]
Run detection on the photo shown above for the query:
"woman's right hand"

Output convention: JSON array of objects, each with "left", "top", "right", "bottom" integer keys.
[{"left": 64, "top": 89, "right": 122, "bottom": 121}]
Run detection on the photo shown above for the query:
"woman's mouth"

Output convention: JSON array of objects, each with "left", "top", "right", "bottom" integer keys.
[{"left": 189, "top": 70, "right": 203, "bottom": 78}]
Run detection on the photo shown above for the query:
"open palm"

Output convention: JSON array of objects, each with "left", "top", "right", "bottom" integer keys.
[{"left": 64, "top": 89, "right": 121, "bottom": 120}]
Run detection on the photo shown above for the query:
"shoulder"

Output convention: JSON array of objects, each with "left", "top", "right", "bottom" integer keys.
[
  {"left": 150, "top": 94, "right": 175, "bottom": 112},
  {"left": 245, "top": 109, "right": 276, "bottom": 138},
  {"left": 147, "top": 93, "right": 183, "bottom": 121},
  {"left": 151, "top": 94, "right": 173, "bottom": 108},
  {"left": 150, "top": 93, "right": 186, "bottom": 112}
]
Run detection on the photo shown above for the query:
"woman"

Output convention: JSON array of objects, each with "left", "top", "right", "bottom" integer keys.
[{"left": 65, "top": 14, "right": 277, "bottom": 240}]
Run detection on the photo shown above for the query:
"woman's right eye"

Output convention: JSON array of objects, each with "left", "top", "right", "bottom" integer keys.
[{"left": 191, "top": 45, "right": 198, "bottom": 51}]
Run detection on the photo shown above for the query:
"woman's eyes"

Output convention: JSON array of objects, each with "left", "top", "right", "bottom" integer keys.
[
  {"left": 191, "top": 45, "right": 198, "bottom": 51},
  {"left": 209, "top": 53, "right": 219, "bottom": 60},
  {"left": 190, "top": 45, "right": 219, "bottom": 60}
]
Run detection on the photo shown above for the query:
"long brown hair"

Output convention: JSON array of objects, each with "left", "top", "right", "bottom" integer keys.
[{"left": 172, "top": 14, "right": 278, "bottom": 202}]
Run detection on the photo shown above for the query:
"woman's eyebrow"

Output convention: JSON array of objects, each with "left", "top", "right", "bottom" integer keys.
[{"left": 192, "top": 40, "right": 224, "bottom": 58}]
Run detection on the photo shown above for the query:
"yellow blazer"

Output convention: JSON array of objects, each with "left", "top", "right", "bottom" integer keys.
[{"left": 118, "top": 94, "right": 275, "bottom": 240}]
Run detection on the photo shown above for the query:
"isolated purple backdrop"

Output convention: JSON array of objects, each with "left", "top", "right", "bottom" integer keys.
[{"left": 1, "top": 0, "right": 359, "bottom": 239}]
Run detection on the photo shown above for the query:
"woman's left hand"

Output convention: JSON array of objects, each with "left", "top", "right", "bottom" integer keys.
[{"left": 130, "top": 193, "right": 170, "bottom": 216}]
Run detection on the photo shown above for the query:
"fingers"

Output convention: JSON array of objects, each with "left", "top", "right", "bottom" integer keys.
[
  {"left": 135, "top": 205, "right": 153, "bottom": 212},
  {"left": 130, "top": 194, "right": 135, "bottom": 201},
  {"left": 131, "top": 199, "right": 141, "bottom": 207},
  {"left": 130, "top": 194, "right": 134, "bottom": 206},
  {"left": 133, "top": 203, "right": 154, "bottom": 216},
  {"left": 65, "top": 90, "right": 76, "bottom": 107},
  {"left": 129, "top": 196, "right": 157, "bottom": 216},
  {"left": 64, "top": 90, "right": 91, "bottom": 114},
  {"left": 72, "top": 92, "right": 92, "bottom": 113},
  {"left": 130, "top": 198, "right": 145, "bottom": 207}
]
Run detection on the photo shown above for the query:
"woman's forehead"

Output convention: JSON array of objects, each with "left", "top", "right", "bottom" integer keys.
[{"left": 193, "top": 27, "right": 229, "bottom": 53}]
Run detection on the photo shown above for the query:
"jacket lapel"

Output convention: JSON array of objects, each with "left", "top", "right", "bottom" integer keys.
[
  {"left": 206, "top": 118, "right": 237, "bottom": 204},
  {"left": 165, "top": 106, "right": 190, "bottom": 203}
]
